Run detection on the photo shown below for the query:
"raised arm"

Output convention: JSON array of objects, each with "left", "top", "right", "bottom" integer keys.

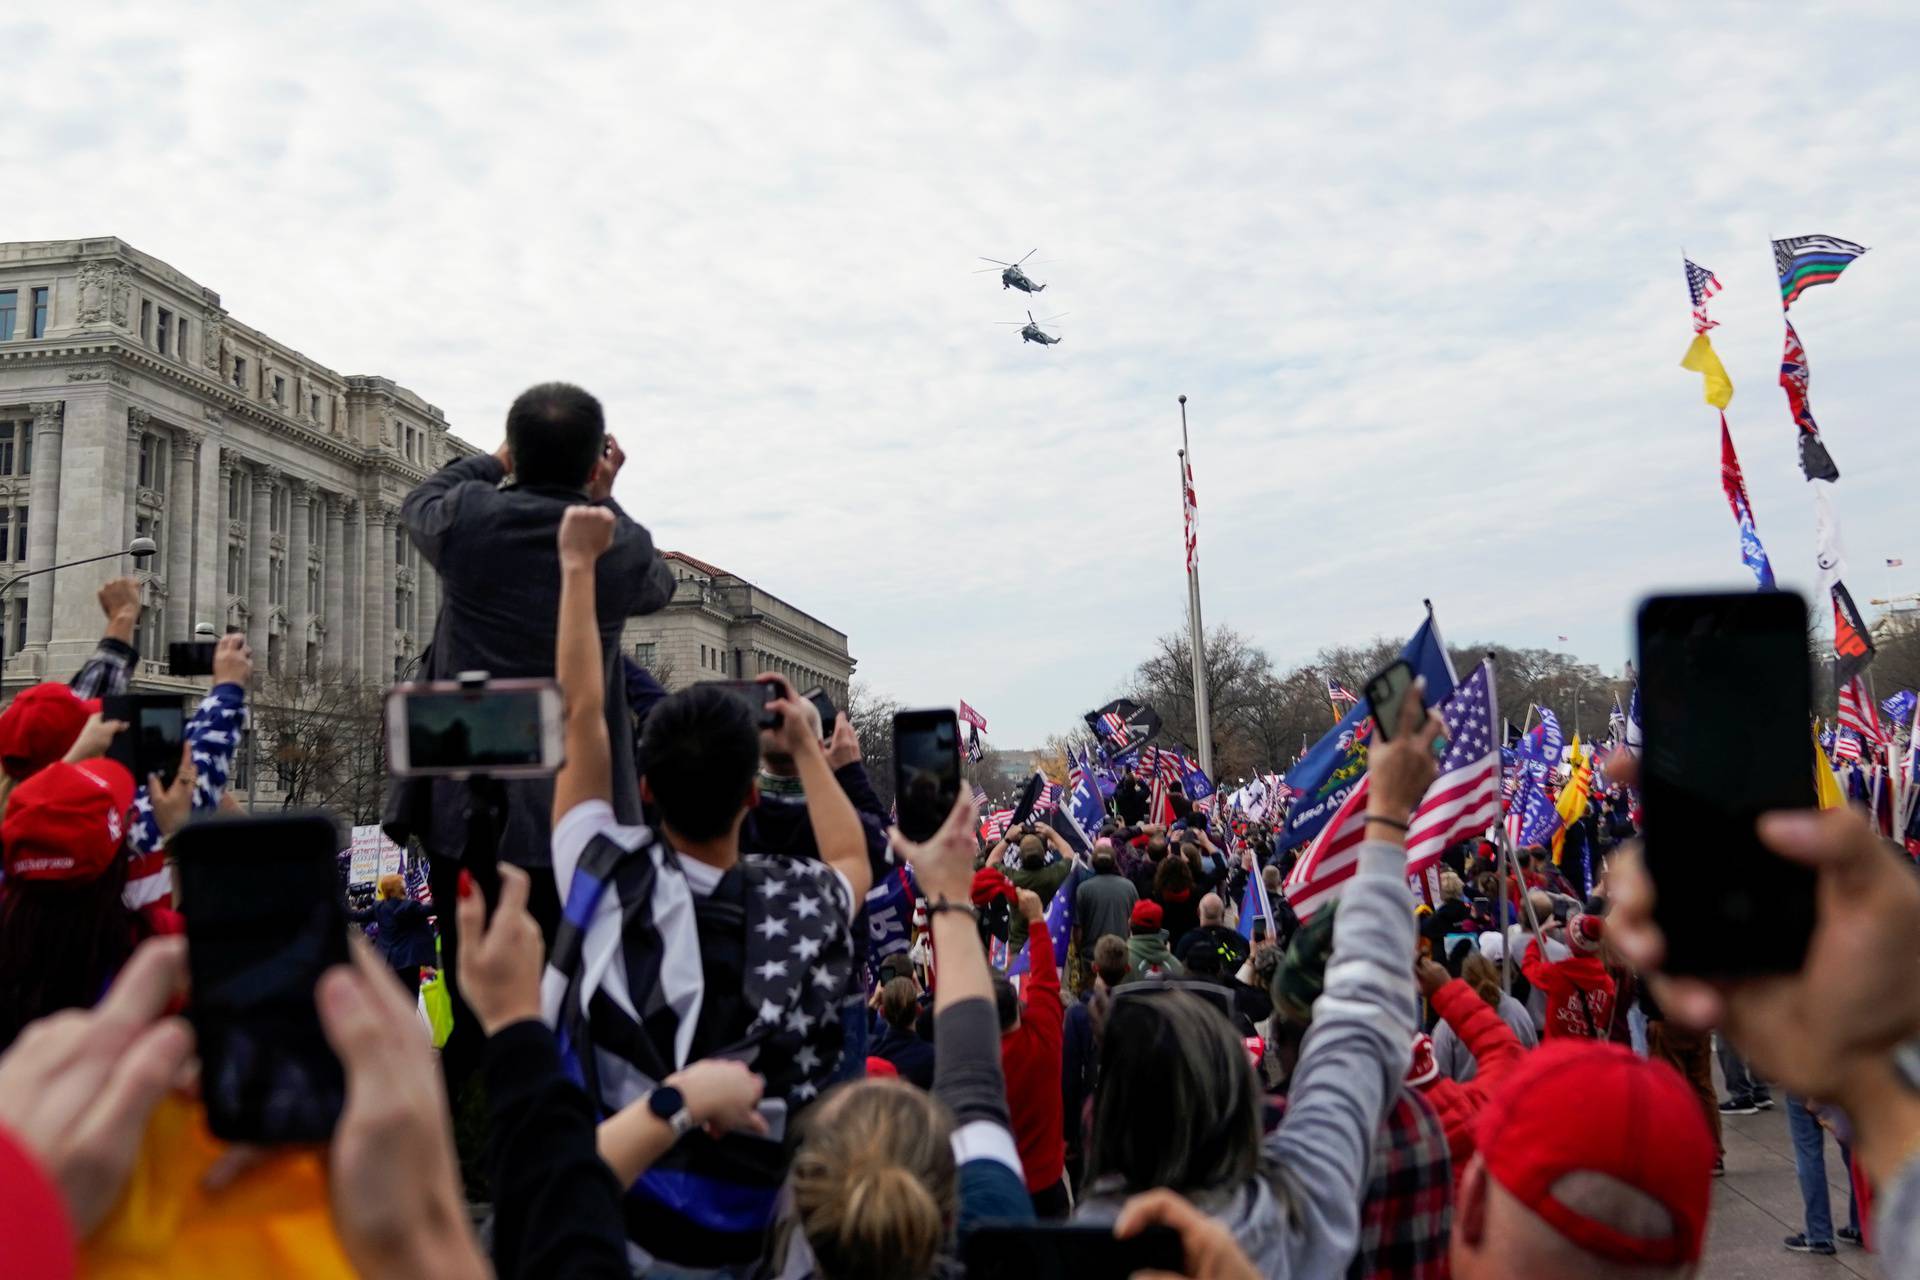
[
  {"left": 401, "top": 451, "right": 507, "bottom": 568},
  {"left": 762, "top": 676, "right": 871, "bottom": 902},
  {"left": 552, "top": 506, "right": 616, "bottom": 826},
  {"left": 68, "top": 577, "right": 143, "bottom": 698}
]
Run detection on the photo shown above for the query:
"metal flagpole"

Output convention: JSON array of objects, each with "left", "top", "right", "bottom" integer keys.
[{"left": 1179, "top": 395, "right": 1215, "bottom": 781}]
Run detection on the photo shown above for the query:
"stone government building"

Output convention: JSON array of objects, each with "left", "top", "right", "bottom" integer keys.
[{"left": 0, "top": 237, "right": 854, "bottom": 725}]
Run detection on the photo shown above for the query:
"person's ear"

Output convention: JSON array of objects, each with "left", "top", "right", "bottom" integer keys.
[
  {"left": 746, "top": 779, "right": 761, "bottom": 811},
  {"left": 1457, "top": 1154, "right": 1490, "bottom": 1250}
]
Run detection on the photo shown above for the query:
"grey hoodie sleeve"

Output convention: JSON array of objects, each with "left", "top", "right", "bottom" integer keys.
[
  {"left": 1266, "top": 839, "right": 1418, "bottom": 1279},
  {"left": 1878, "top": 1153, "right": 1920, "bottom": 1279}
]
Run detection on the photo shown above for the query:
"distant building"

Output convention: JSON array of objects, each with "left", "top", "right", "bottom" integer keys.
[
  {"left": 622, "top": 552, "right": 853, "bottom": 707},
  {"left": 0, "top": 237, "right": 476, "bottom": 694}
]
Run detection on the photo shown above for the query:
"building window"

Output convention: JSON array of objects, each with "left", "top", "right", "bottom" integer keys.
[
  {"left": 226, "top": 542, "right": 243, "bottom": 593},
  {"left": 269, "top": 559, "right": 283, "bottom": 605},
  {"left": 395, "top": 592, "right": 405, "bottom": 629},
  {"left": 176, "top": 316, "right": 188, "bottom": 357},
  {"left": 310, "top": 394, "right": 321, "bottom": 418},
  {"left": 272, "top": 374, "right": 286, "bottom": 406},
  {"left": 308, "top": 567, "right": 321, "bottom": 613},
  {"left": 137, "top": 433, "right": 162, "bottom": 490},
  {"left": 306, "top": 642, "right": 320, "bottom": 681},
  {"left": 0, "top": 508, "right": 16, "bottom": 562},
  {"left": 133, "top": 605, "right": 158, "bottom": 657},
  {"left": 0, "top": 291, "right": 15, "bottom": 341},
  {"left": 0, "top": 422, "right": 24, "bottom": 476},
  {"left": 9, "top": 599, "right": 24, "bottom": 653},
  {"left": 140, "top": 299, "right": 152, "bottom": 343},
  {"left": 633, "top": 642, "right": 657, "bottom": 667},
  {"left": 267, "top": 633, "right": 282, "bottom": 678},
  {"left": 232, "top": 356, "right": 247, "bottom": 391},
  {"left": 232, "top": 747, "right": 248, "bottom": 792},
  {"left": 227, "top": 470, "right": 248, "bottom": 520},
  {"left": 308, "top": 500, "right": 323, "bottom": 545},
  {"left": 394, "top": 524, "right": 407, "bottom": 567},
  {"left": 700, "top": 644, "right": 708, "bottom": 668},
  {"left": 31, "top": 288, "right": 47, "bottom": 339},
  {"left": 157, "top": 308, "right": 172, "bottom": 354},
  {"left": 135, "top": 514, "right": 157, "bottom": 552}
]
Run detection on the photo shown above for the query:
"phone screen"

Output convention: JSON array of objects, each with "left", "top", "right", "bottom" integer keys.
[
  {"left": 404, "top": 688, "right": 549, "bottom": 771},
  {"left": 103, "top": 695, "right": 186, "bottom": 788},
  {"left": 167, "top": 640, "right": 219, "bottom": 678},
  {"left": 1365, "top": 660, "right": 1417, "bottom": 741},
  {"left": 961, "top": 1224, "right": 1184, "bottom": 1280},
  {"left": 805, "top": 687, "right": 836, "bottom": 735},
  {"left": 704, "top": 680, "right": 781, "bottom": 729},
  {"left": 179, "top": 814, "right": 348, "bottom": 1143},
  {"left": 893, "top": 710, "right": 960, "bottom": 842},
  {"left": 1638, "top": 592, "right": 1817, "bottom": 977}
]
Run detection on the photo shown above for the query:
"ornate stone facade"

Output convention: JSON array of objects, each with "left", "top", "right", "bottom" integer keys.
[
  {"left": 620, "top": 552, "right": 854, "bottom": 707},
  {"left": 0, "top": 237, "right": 476, "bottom": 692}
]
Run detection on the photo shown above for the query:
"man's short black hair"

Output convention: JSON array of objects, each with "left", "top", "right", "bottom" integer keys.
[
  {"left": 992, "top": 971, "right": 1020, "bottom": 1032},
  {"left": 638, "top": 684, "right": 759, "bottom": 842},
  {"left": 506, "top": 382, "right": 606, "bottom": 490}
]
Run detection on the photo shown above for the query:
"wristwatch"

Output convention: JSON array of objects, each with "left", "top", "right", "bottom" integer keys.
[{"left": 646, "top": 1085, "right": 696, "bottom": 1138}]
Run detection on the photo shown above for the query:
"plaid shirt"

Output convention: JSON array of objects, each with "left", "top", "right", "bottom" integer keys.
[
  {"left": 1350, "top": 1087, "right": 1453, "bottom": 1280},
  {"left": 68, "top": 637, "right": 138, "bottom": 699}
]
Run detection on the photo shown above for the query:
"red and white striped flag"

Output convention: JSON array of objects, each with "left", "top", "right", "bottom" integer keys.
[
  {"left": 1832, "top": 730, "right": 1862, "bottom": 763},
  {"left": 1286, "top": 659, "right": 1502, "bottom": 920},
  {"left": 1838, "top": 676, "right": 1884, "bottom": 744},
  {"left": 1182, "top": 453, "right": 1198, "bottom": 574}
]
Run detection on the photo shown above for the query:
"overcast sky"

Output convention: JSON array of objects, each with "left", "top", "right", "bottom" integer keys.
[{"left": 7, "top": 3, "right": 1916, "bottom": 746}]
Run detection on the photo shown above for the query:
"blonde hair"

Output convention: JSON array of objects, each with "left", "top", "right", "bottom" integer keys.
[
  {"left": 1439, "top": 870, "right": 1464, "bottom": 902},
  {"left": 789, "top": 1078, "right": 956, "bottom": 1280},
  {"left": 1462, "top": 951, "right": 1503, "bottom": 1010},
  {"left": 376, "top": 873, "right": 406, "bottom": 901}
]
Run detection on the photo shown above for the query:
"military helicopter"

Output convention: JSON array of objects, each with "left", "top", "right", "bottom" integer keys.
[
  {"left": 975, "top": 249, "right": 1047, "bottom": 294},
  {"left": 998, "top": 310, "right": 1066, "bottom": 345}
]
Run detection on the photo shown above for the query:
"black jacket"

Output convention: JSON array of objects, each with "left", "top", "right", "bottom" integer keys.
[
  {"left": 383, "top": 454, "right": 674, "bottom": 868},
  {"left": 350, "top": 896, "right": 437, "bottom": 969}
]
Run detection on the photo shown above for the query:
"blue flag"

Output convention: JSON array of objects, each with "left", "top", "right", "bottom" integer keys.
[
  {"left": 862, "top": 865, "right": 919, "bottom": 987},
  {"left": 1238, "top": 856, "right": 1276, "bottom": 940},
  {"left": 1882, "top": 689, "right": 1917, "bottom": 729},
  {"left": 1281, "top": 612, "right": 1458, "bottom": 847},
  {"left": 1009, "top": 863, "right": 1083, "bottom": 978}
]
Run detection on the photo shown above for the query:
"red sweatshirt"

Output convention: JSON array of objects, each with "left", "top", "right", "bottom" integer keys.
[
  {"left": 1001, "top": 922, "right": 1065, "bottom": 1193},
  {"left": 1418, "top": 979, "right": 1527, "bottom": 1185},
  {"left": 1521, "top": 938, "right": 1616, "bottom": 1041}
]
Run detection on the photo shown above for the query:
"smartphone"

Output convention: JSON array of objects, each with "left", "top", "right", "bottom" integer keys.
[
  {"left": 961, "top": 1224, "right": 1184, "bottom": 1280},
  {"left": 1637, "top": 591, "right": 1817, "bottom": 977},
  {"left": 700, "top": 679, "right": 783, "bottom": 730},
  {"left": 1365, "top": 660, "right": 1419, "bottom": 741},
  {"left": 892, "top": 709, "right": 960, "bottom": 842},
  {"left": 168, "top": 640, "right": 219, "bottom": 678},
  {"left": 385, "top": 680, "right": 564, "bottom": 777},
  {"left": 803, "top": 686, "right": 837, "bottom": 736},
  {"left": 102, "top": 694, "right": 186, "bottom": 788},
  {"left": 178, "top": 813, "right": 348, "bottom": 1143}
]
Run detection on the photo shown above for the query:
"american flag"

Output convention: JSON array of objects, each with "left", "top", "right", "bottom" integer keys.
[
  {"left": 1286, "top": 659, "right": 1502, "bottom": 919},
  {"left": 1182, "top": 452, "right": 1198, "bottom": 575},
  {"left": 1889, "top": 558, "right": 1906, "bottom": 569},
  {"left": 1832, "top": 730, "right": 1862, "bottom": 763},
  {"left": 980, "top": 808, "right": 1014, "bottom": 841},
  {"left": 1327, "top": 678, "right": 1359, "bottom": 709},
  {"left": 1684, "top": 258, "right": 1722, "bottom": 333},
  {"left": 1838, "top": 675, "right": 1884, "bottom": 744},
  {"left": 1033, "top": 781, "right": 1062, "bottom": 814},
  {"left": 1098, "top": 711, "right": 1128, "bottom": 742},
  {"left": 1139, "top": 744, "right": 1189, "bottom": 784}
]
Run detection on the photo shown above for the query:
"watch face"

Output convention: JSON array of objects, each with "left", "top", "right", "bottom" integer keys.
[{"left": 649, "top": 1086, "right": 684, "bottom": 1120}]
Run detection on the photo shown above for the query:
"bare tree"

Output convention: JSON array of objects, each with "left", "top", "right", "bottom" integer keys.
[
  {"left": 846, "top": 682, "right": 900, "bottom": 812},
  {"left": 248, "top": 667, "right": 389, "bottom": 824},
  {"left": 1129, "top": 625, "right": 1276, "bottom": 779}
]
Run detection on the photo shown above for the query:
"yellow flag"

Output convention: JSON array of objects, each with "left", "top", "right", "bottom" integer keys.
[
  {"left": 1551, "top": 735, "right": 1594, "bottom": 863},
  {"left": 1814, "top": 731, "right": 1846, "bottom": 811},
  {"left": 1680, "top": 334, "right": 1734, "bottom": 409}
]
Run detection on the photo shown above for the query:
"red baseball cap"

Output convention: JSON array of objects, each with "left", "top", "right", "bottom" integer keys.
[
  {"left": 1475, "top": 1039, "right": 1713, "bottom": 1266},
  {"left": 970, "top": 866, "right": 1015, "bottom": 908},
  {"left": 1130, "top": 900, "right": 1164, "bottom": 931},
  {"left": 1, "top": 758, "right": 136, "bottom": 883},
  {"left": 0, "top": 683, "right": 102, "bottom": 781}
]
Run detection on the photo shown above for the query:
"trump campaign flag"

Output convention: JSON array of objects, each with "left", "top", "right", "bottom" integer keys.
[
  {"left": 1282, "top": 610, "right": 1458, "bottom": 848},
  {"left": 1009, "top": 861, "right": 1084, "bottom": 978}
]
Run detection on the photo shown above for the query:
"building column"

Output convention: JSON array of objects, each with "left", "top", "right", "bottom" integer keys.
[
  {"left": 165, "top": 431, "right": 194, "bottom": 645},
  {"left": 287, "top": 480, "right": 312, "bottom": 675},
  {"left": 323, "top": 494, "right": 346, "bottom": 674},
  {"left": 192, "top": 420, "right": 223, "bottom": 637},
  {"left": 124, "top": 409, "right": 145, "bottom": 551},
  {"left": 417, "top": 554, "right": 438, "bottom": 647},
  {"left": 340, "top": 498, "right": 362, "bottom": 680},
  {"left": 362, "top": 502, "right": 390, "bottom": 684},
  {"left": 247, "top": 466, "right": 274, "bottom": 662},
  {"left": 23, "top": 402, "right": 63, "bottom": 652},
  {"left": 47, "top": 385, "right": 129, "bottom": 666}
]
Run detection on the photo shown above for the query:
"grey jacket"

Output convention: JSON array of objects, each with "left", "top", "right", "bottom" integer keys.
[
  {"left": 1077, "top": 839, "right": 1418, "bottom": 1276},
  {"left": 382, "top": 453, "right": 673, "bottom": 868}
]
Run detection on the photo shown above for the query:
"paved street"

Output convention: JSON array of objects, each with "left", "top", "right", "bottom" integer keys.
[{"left": 1704, "top": 1091, "right": 1878, "bottom": 1279}]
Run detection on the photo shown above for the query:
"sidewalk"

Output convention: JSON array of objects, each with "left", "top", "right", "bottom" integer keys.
[{"left": 1703, "top": 1099, "right": 1878, "bottom": 1279}]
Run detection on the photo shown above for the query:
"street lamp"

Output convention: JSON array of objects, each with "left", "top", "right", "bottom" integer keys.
[{"left": 0, "top": 537, "right": 159, "bottom": 673}]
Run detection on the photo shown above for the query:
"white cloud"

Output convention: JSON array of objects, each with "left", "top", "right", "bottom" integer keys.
[{"left": 8, "top": 2, "right": 1917, "bottom": 744}]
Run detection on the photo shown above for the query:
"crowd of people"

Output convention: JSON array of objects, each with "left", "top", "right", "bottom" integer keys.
[{"left": 2, "top": 381, "right": 1920, "bottom": 1278}]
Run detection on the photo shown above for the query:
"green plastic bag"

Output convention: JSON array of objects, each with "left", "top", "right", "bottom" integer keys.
[{"left": 420, "top": 970, "right": 453, "bottom": 1049}]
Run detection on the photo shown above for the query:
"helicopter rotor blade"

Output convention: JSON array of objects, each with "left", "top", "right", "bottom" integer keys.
[
  {"left": 972, "top": 267, "right": 1003, "bottom": 273},
  {"left": 1016, "top": 249, "right": 1038, "bottom": 265},
  {"left": 978, "top": 257, "right": 1012, "bottom": 266},
  {"left": 1039, "top": 313, "right": 1069, "bottom": 322}
]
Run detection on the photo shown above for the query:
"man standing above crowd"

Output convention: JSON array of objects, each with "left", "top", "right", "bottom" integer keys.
[{"left": 385, "top": 383, "right": 674, "bottom": 1084}]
